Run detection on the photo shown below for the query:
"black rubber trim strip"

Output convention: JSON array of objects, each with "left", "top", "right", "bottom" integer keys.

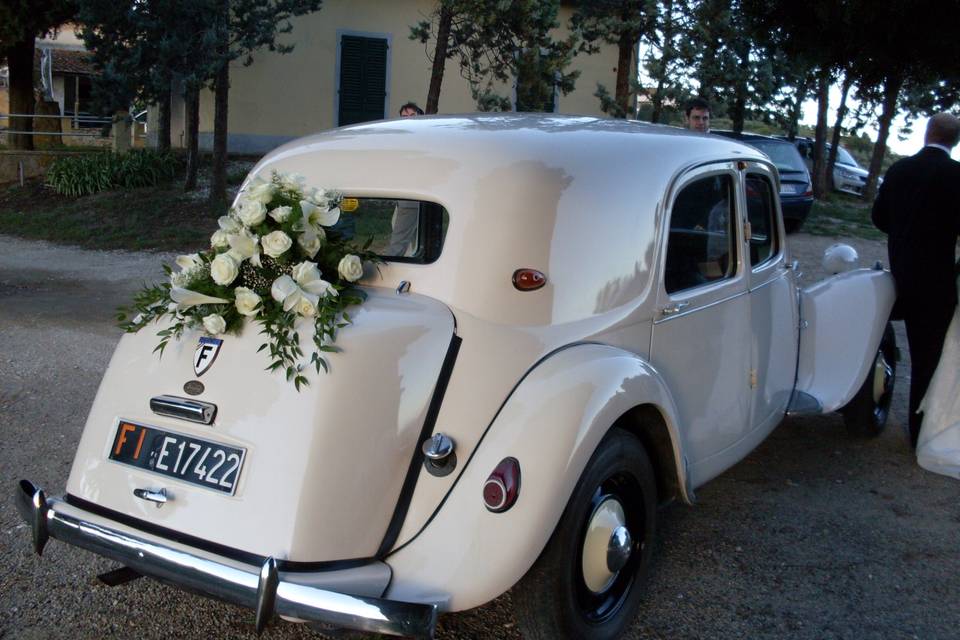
[
  {"left": 375, "top": 333, "right": 462, "bottom": 559},
  {"left": 385, "top": 341, "right": 601, "bottom": 559},
  {"left": 64, "top": 494, "right": 373, "bottom": 572}
]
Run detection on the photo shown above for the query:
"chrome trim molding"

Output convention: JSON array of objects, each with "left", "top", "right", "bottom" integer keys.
[
  {"left": 150, "top": 395, "right": 217, "bottom": 425},
  {"left": 15, "top": 480, "right": 437, "bottom": 639}
]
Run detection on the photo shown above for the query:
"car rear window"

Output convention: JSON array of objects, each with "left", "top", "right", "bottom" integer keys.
[
  {"left": 333, "top": 198, "right": 448, "bottom": 264},
  {"left": 748, "top": 140, "right": 807, "bottom": 174}
]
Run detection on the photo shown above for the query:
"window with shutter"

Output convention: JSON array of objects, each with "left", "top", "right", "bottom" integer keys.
[{"left": 338, "top": 35, "right": 388, "bottom": 126}]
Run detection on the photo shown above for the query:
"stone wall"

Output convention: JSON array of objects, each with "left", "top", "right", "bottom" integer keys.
[{"left": 0, "top": 150, "right": 91, "bottom": 185}]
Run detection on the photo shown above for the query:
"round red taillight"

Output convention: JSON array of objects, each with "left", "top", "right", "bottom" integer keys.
[
  {"left": 483, "top": 457, "right": 521, "bottom": 513},
  {"left": 512, "top": 269, "right": 546, "bottom": 291}
]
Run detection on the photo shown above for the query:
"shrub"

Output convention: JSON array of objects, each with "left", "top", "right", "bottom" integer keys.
[{"left": 46, "top": 150, "right": 180, "bottom": 196}]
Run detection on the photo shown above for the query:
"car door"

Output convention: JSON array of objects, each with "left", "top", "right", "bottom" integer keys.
[
  {"left": 650, "top": 163, "right": 752, "bottom": 488},
  {"left": 742, "top": 165, "right": 799, "bottom": 438}
]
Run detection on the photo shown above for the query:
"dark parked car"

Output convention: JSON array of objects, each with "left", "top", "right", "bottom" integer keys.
[{"left": 712, "top": 131, "right": 814, "bottom": 232}]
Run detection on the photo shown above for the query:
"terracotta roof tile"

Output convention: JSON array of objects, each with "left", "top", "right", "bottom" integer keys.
[{"left": 33, "top": 48, "right": 97, "bottom": 76}]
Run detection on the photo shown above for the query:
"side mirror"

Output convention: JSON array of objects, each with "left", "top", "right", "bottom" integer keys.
[{"left": 822, "top": 243, "right": 860, "bottom": 274}]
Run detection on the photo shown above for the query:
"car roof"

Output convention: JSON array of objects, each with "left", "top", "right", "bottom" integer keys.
[
  {"left": 712, "top": 130, "right": 793, "bottom": 145},
  {"left": 249, "top": 115, "right": 777, "bottom": 325}
]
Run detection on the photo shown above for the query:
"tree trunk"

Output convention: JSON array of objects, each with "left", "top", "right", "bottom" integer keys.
[
  {"left": 811, "top": 67, "right": 831, "bottom": 199},
  {"left": 157, "top": 84, "right": 171, "bottom": 151},
  {"left": 863, "top": 74, "right": 903, "bottom": 202},
  {"left": 786, "top": 74, "right": 810, "bottom": 140},
  {"left": 425, "top": 4, "right": 453, "bottom": 114},
  {"left": 651, "top": 76, "right": 665, "bottom": 123},
  {"left": 730, "top": 41, "right": 750, "bottom": 134},
  {"left": 184, "top": 88, "right": 200, "bottom": 191},
  {"left": 614, "top": 34, "right": 635, "bottom": 119},
  {"left": 826, "top": 72, "right": 853, "bottom": 188},
  {"left": 6, "top": 38, "right": 36, "bottom": 151},
  {"left": 210, "top": 62, "right": 230, "bottom": 207}
]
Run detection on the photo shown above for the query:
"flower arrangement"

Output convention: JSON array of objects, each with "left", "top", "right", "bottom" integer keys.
[{"left": 118, "top": 171, "right": 378, "bottom": 389}]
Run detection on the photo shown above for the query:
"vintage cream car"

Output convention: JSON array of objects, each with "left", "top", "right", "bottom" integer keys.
[{"left": 17, "top": 115, "right": 898, "bottom": 639}]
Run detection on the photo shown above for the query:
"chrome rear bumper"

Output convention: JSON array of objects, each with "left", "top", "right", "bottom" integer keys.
[{"left": 16, "top": 479, "right": 437, "bottom": 638}]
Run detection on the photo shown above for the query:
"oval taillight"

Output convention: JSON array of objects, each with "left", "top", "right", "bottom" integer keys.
[
  {"left": 512, "top": 269, "right": 546, "bottom": 291},
  {"left": 483, "top": 457, "right": 521, "bottom": 513}
]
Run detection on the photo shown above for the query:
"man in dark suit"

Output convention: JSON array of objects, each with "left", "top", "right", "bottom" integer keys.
[{"left": 872, "top": 113, "right": 960, "bottom": 447}]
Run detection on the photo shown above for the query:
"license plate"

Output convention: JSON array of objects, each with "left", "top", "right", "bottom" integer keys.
[{"left": 109, "top": 420, "right": 246, "bottom": 495}]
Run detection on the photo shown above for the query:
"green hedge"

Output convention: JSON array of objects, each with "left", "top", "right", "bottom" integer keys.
[{"left": 46, "top": 150, "right": 179, "bottom": 196}]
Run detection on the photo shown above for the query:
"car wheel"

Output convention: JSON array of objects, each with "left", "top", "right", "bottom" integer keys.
[
  {"left": 512, "top": 429, "right": 656, "bottom": 640},
  {"left": 784, "top": 218, "right": 803, "bottom": 233},
  {"left": 841, "top": 322, "right": 897, "bottom": 436}
]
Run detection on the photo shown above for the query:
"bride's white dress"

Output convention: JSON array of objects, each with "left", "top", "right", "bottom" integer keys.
[{"left": 917, "top": 275, "right": 960, "bottom": 479}]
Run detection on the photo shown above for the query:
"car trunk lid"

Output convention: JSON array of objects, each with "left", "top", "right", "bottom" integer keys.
[{"left": 66, "top": 287, "right": 455, "bottom": 562}]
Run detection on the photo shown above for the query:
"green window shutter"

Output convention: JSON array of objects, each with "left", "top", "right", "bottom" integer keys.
[{"left": 338, "top": 35, "right": 388, "bottom": 126}]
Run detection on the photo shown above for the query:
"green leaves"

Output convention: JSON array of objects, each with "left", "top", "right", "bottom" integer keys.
[{"left": 46, "top": 150, "right": 179, "bottom": 196}]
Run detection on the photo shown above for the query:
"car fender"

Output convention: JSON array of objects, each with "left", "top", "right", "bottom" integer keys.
[
  {"left": 384, "top": 343, "right": 685, "bottom": 611},
  {"left": 794, "top": 268, "right": 896, "bottom": 412}
]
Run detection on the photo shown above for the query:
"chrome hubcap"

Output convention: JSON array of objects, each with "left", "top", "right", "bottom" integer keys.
[
  {"left": 872, "top": 350, "right": 893, "bottom": 404},
  {"left": 582, "top": 497, "right": 631, "bottom": 594}
]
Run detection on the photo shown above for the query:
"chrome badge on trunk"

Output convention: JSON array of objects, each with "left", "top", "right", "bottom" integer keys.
[{"left": 194, "top": 337, "right": 223, "bottom": 376}]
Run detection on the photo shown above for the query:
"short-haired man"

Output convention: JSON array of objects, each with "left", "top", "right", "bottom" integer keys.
[
  {"left": 399, "top": 102, "right": 424, "bottom": 117},
  {"left": 872, "top": 112, "right": 960, "bottom": 447},
  {"left": 685, "top": 98, "right": 711, "bottom": 133},
  {"left": 388, "top": 101, "right": 425, "bottom": 255}
]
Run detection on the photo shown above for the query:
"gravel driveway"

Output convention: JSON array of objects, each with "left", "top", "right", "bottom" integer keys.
[{"left": 1, "top": 233, "right": 957, "bottom": 640}]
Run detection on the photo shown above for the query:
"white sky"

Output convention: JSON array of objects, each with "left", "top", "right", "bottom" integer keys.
[{"left": 800, "top": 85, "right": 960, "bottom": 160}]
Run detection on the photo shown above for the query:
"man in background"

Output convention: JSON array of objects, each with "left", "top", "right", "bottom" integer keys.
[
  {"left": 685, "top": 98, "right": 711, "bottom": 133},
  {"left": 872, "top": 112, "right": 960, "bottom": 447},
  {"left": 386, "top": 102, "right": 424, "bottom": 256},
  {"left": 399, "top": 102, "right": 424, "bottom": 117}
]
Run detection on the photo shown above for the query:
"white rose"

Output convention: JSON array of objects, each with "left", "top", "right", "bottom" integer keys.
[
  {"left": 202, "top": 313, "right": 227, "bottom": 335},
  {"left": 246, "top": 181, "right": 277, "bottom": 205},
  {"left": 210, "top": 253, "right": 239, "bottom": 286},
  {"left": 261, "top": 230, "right": 293, "bottom": 258},
  {"left": 217, "top": 215, "right": 242, "bottom": 234},
  {"left": 233, "top": 287, "right": 262, "bottom": 317},
  {"left": 307, "top": 187, "right": 328, "bottom": 204},
  {"left": 210, "top": 230, "right": 230, "bottom": 249},
  {"left": 278, "top": 172, "right": 306, "bottom": 192},
  {"left": 296, "top": 296, "right": 317, "bottom": 317},
  {"left": 175, "top": 254, "right": 202, "bottom": 271},
  {"left": 297, "top": 231, "right": 323, "bottom": 258},
  {"left": 269, "top": 205, "right": 292, "bottom": 223},
  {"left": 227, "top": 227, "right": 261, "bottom": 266},
  {"left": 337, "top": 254, "right": 364, "bottom": 282},
  {"left": 237, "top": 199, "right": 267, "bottom": 227},
  {"left": 291, "top": 261, "right": 322, "bottom": 284}
]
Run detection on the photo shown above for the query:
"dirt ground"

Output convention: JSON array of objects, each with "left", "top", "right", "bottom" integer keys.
[{"left": 1, "top": 232, "right": 957, "bottom": 640}]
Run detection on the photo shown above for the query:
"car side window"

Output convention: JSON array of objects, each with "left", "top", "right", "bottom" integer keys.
[
  {"left": 664, "top": 174, "right": 736, "bottom": 294},
  {"left": 745, "top": 174, "right": 777, "bottom": 266}
]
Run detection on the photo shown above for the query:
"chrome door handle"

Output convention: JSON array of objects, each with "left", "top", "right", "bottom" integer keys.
[
  {"left": 661, "top": 301, "right": 690, "bottom": 316},
  {"left": 133, "top": 487, "right": 169, "bottom": 507}
]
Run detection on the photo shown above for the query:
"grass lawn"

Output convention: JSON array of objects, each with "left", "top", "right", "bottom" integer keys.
[
  {"left": 802, "top": 192, "right": 883, "bottom": 240},
  {"left": 0, "top": 159, "right": 256, "bottom": 252}
]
